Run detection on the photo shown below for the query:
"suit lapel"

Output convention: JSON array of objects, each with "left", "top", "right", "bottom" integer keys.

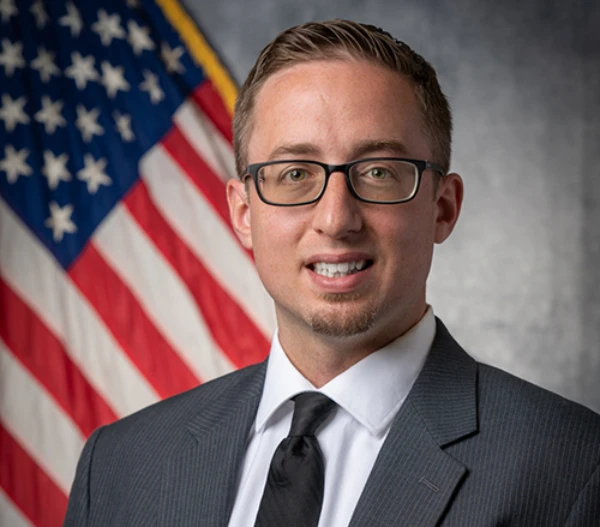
[
  {"left": 158, "top": 363, "right": 266, "bottom": 526},
  {"left": 350, "top": 319, "right": 478, "bottom": 527}
]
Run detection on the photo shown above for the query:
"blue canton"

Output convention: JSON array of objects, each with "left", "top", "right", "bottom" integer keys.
[{"left": 0, "top": 0, "right": 207, "bottom": 269}]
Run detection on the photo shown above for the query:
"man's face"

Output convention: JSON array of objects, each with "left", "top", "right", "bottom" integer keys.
[{"left": 228, "top": 59, "right": 461, "bottom": 354}]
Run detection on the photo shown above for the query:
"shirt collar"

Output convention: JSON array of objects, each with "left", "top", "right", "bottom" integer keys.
[{"left": 255, "top": 307, "right": 435, "bottom": 437}]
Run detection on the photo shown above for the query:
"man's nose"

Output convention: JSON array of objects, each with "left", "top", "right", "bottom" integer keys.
[{"left": 311, "top": 171, "right": 363, "bottom": 238}]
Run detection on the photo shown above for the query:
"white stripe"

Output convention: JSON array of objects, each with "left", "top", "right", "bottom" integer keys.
[
  {"left": 0, "top": 340, "right": 83, "bottom": 494},
  {"left": 0, "top": 489, "right": 33, "bottom": 527},
  {"left": 174, "top": 100, "right": 237, "bottom": 182},
  {"left": 141, "top": 147, "right": 276, "bottom": 337},
  {"left": 0, "top": 197, "right": 159, "bottom": 417},
  {"left": 94, "top": 205, "right": 235, "bottom": 380}
]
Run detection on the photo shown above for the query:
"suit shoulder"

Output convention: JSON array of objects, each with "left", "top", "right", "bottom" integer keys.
[
  {"left": 477, "top": 362, "right": 600, "bottom": 442},
  {"left": 95, "top": 363, "right": 265, "bottom": 446}
]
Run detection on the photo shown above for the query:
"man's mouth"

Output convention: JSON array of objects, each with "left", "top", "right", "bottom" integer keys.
[{"left": 309, "top": 260, "right": 372, "bottom": 278}]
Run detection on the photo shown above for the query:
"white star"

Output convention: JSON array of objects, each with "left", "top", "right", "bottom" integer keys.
[
  {"left": 42, "top": 150, "right": 71, "bottom": 190},
  {"left": 0, "top": 39, "right": 25, "bottom": 77},
  {"left": 44, "top": 201, "right": 77, "bottom": 242},
  {"left": 161, "top": 42, "right": 185, "bottom": 74},
  {"left": 59, "top": 2, "right": 83, "bottom": 37},
  {"left": 29, "top": 0, "right": 48, "bottom": 29},
  {"left": 100, "top": 61, "right": 130, "bottom": 98},
  {"left": 0, "top": 145, "right": 32, "bottom": 184},
  {"left": 0, "top": 0, "right": 17, "bottom": 23},
  {"left": 0, "top": 94, "right": 30, "bottom": 132},
  {"left": 75, "top": 105, "right": 104, "bottom": 142},
  {"left": 92, "top": 9, "right": 125, "bottom": 46},
  {"left": 77, "top": 153, "right": 112, "bottom": 194},
  {"left": 126, "top": 0, "right": 139, "bottom": 7},
  {"left": 127, "top": 20, "right": 155, "bottom": 56},
  {"left": 65, "top": 52, "right": 98, "bottom": 89},
  {"left": 31, "top": 47, "right": 60, "bottom": 83},
  {"left": 140, "top": 70, "right": 164, "bottom": 104},
  {"left": 113, "top": 110, "right": 135, "bottom": 142},
  {"left": 34, "top": 96, "right": 66, "bottom": 134}
]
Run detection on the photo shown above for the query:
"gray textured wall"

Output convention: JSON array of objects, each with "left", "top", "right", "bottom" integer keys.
[{"left": 182, "top": 0, "right": 600, "bottom": 412}]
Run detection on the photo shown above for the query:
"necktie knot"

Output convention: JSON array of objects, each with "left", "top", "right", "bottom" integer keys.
[{"left": 290, "top": 392, "right": 336, "bottom": 437}]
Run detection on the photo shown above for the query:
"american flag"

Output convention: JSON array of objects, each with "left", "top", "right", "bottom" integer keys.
[{"left": 0, "top": 0, "right": 274, "bottom": 524}]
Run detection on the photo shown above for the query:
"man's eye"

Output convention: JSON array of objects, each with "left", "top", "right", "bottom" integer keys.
[
  {"left": 365, "top": 167, "right": 389, "bottom": 179},
  {"left": 282, "top": 169, "right": 308, "bottom": 182}
]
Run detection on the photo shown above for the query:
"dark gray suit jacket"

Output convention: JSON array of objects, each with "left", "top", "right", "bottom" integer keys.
[{"left": 64, "top": 319, "right": 600, "bottom": 526}]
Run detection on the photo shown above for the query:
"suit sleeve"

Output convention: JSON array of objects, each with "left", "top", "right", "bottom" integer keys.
[
  {"left": 564, "top": 460, "right": 600, "bottom": 526},
  {"left": 62, "top": 426, "right": 105, "bottom": 527}
]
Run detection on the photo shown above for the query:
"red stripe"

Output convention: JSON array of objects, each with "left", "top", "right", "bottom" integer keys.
[
  {"left": 0, "top": 278, "right": 117, "bottom": 437},
  {"left": 161, "top": 125, "right": 256, "bottom": 259},
  {"left": 191, "top": 80, "right": 234, "bottom": 144},
  {"left": 69, "top": 243, "right": 201, "bottom": 398},
  {"left": 0, "top": 424, "right": 68, "bottom": 527},
  {"left": 125, "top": 180, "right": 269, "bottom": 368}
]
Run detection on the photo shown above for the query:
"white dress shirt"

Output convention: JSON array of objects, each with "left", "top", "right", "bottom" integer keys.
[{"left": 228, "top": 307, "right": 435, "bottom": 527}]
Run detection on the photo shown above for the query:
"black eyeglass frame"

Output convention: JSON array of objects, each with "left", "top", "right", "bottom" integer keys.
[{"left": 244, "top": 157, "right": 446, "bottom": 206}]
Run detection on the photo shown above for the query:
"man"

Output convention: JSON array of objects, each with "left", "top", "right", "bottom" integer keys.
[{"left": 64, "top": 20, "right": 600, "bottom": 526}]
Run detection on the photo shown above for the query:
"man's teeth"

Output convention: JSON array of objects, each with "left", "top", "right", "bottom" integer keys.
[{"left": 312, "top": 261, "right": 366, "bottom": 277}]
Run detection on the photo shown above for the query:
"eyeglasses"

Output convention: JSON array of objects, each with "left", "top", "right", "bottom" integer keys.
[{"left": 244, "top": 158, "right": 445, "bottom": 206}]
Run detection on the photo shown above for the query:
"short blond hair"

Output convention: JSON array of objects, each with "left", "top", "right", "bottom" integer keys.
[{"left": 233, "top": 19, "right": 453, "bottom": 176}]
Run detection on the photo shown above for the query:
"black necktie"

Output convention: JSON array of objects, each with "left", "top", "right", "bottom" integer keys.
[{"left": 254, "top": 392, "right": 337, "bottom": 527}]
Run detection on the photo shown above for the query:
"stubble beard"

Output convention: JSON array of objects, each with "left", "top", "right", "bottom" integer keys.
[{"left": 306, "top": 292, "right": 380, "bottom": 338}]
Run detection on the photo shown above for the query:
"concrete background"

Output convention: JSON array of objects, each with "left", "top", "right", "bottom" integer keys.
[{"left": 182, "top": 0, "right": 600, "bottom": 412}]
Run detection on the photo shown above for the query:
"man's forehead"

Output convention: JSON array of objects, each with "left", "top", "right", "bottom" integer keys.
[
  {"left": 246, "top": 59, "right": 429, "bottom": 163},
  {"left": 252, "top": 59, "right": 419, "bottom": 120}
]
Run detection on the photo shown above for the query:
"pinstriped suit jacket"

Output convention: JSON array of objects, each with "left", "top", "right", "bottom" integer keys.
[{"left": 64, "top": 319, "right": 600, "bottom": 526}]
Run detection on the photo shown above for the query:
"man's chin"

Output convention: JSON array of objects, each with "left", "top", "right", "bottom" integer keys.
[{"left": 306, "top": 306, "right": 377, "bottom": 338}]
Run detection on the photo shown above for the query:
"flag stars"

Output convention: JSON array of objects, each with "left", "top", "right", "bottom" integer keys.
[
  {"left": 29, "top": 0, "right": 48, "bottom": 29},
  {"left": 59, "top": 2, "right": 83, "bottom": 37},
  {"left": 45, "top": 201, "right": 77, "bottom": 242},
  {"left": 35, "top": 96, "right": 66, "bottom": 134},
  {"left": 65, "top": 52, "right": 98, "bottom": 89},
  {"left": 31, "top": 47, "right": 60, "bottom": 83},
  {"left": 42, "top": 150, "right": 71, "bottom": 190},
  {"left": 126, "top": 0, "right": 140, "bottom": 8},
  {"left": 92, "top": 9, "right": 125, "bottom": 46},
  {"left": 113, "top": 110, "right": 135, "bottom": 142},
  {"left": 78, "top": 154, "right": 112, "bottom": 194},
  {"left": 0, "top": 94, "right": 30, "bottom": 132},
  {"left": 128, "top": 20, "right": 155, "bottom": 55},
  {"left": 161, "top": 43, "right": 185, "bottom": 74},
  {"left": 0, "top": 39, "right": 25, "bottom": 77},
  {"left": 140, "top": 70, "right": 164, "bottom": 104},
  {"left": 100, "top": 61, "right": 130, "bottom": 98},
  {"left": 0, "top": 145, "right": 32, "bottom": 184},
  {"left": 75, "top": 105, "right": 104, "bottom": 142},
  {"left": 0, "top": 0, "right": 17, "bottom": 23}
]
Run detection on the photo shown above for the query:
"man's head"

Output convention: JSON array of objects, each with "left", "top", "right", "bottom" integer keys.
[
  {"left": 233, "top": 19, "right": 453, "bottom": 177},
  {"left": 227, "top": 20, "right": 463, "bottom": 371}
]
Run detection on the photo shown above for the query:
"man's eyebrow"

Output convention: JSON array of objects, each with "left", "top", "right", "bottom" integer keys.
[
  {"left": 268, "top": 143, "right": 321, "bottom": 160},
  {"left": 351, "top": 140, "right": 410, "bottom": 159},
  {"left": 266, "top": 139, "right": 410, "bottom": 162}
]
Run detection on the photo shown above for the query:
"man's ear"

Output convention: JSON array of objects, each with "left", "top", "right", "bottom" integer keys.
[
  {"left": 434, "top": 172, "right": 463, "bottom": 244},
  {"left": 227, "top": 178, "right": 253, "bottom": 250}
]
